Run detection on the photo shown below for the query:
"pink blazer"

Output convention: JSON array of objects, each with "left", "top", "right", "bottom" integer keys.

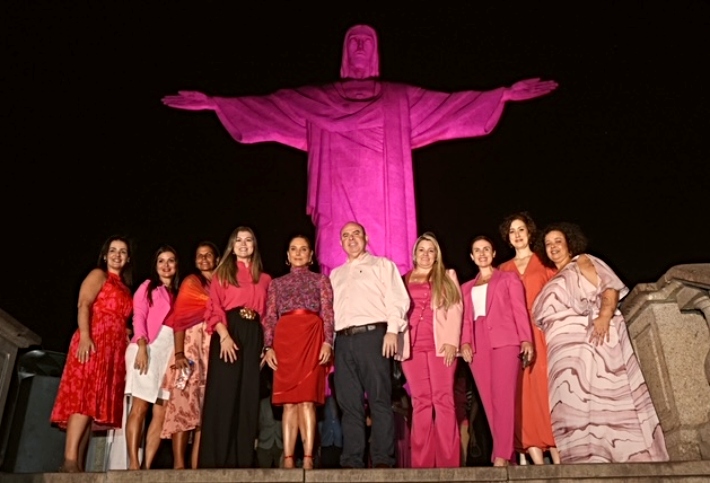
[
  {"left": 131, "top": 280, "right": 174, "bottom": 344},
  {"left": 396, "top": 269, "right": 463, "bottom": 361},
  {"left": 461, "top": 269, "right": 532, "bottom": 353}
]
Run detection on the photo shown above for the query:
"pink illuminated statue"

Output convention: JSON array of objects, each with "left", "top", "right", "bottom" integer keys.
[{"left": 163, "top": 25, "right": 557, "bottom": 275}]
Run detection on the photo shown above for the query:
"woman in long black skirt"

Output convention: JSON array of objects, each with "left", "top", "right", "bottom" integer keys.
[{"left": 198, "top": 226, "right": 272, "bottom": 468}]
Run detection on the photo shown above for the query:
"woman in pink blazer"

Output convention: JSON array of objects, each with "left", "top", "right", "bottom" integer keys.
[
  {"left": 461, "top": 236, "right": 533, "bottom": 467},
  {"left": 124, "top": 245, "right": 179, "bottom": 469},
  {"left": 400, "top": 232, "right": 463, "bottom": 468}
]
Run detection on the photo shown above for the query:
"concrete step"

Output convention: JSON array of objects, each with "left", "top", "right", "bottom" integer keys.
[{"left": 2, "top": 461, "right": 710, "bottom": 483}]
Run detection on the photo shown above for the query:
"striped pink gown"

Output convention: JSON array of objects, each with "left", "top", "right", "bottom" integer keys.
[{"left": 532, "top": 254, "right": 668, "bottom": 463}]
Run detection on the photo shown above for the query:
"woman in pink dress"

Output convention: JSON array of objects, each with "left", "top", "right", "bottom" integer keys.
[
  {"left": 461, "top": 236, "right": 534, "bottom": 467},
  {"left": 399, "top": 232, "right": 463, "bottom": 468},
  {"left": 51, "top": 235, "right": 134, "bottom": 473},
  {"left": 161, "top": 241, "right": 220, "bottom": 468},
  {"left": 533, "top": 222, "right": 669, "bottom": 463},
  {"left": 497, "top": 213, "right": 559, "bottom": 465}
]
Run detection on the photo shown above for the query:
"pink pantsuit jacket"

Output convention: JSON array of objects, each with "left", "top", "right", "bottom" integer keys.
[{"left": 461, "top": 270, "right": 532, "bottom": 352}]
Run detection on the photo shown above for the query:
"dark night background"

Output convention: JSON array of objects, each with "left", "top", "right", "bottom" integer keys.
[{"left": 2, "top": 2, "right": 708, "bottom": 353}]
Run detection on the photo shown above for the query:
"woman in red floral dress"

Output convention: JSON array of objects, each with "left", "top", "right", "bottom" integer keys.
[{"left": 50, "top": 235, "right": 134, "bottom": 472}]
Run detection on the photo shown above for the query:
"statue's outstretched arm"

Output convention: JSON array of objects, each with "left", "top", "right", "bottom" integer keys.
[
  {"left": 161, "top": 90, "right": 216, "bottom": 111},
  {"left": 502, "top": 78, "right": 558, "bottom": 102}
]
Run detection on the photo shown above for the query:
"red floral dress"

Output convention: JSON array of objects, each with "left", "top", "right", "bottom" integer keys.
[{"left": 50, "top": 272, "right": 133, "bottom": 429}]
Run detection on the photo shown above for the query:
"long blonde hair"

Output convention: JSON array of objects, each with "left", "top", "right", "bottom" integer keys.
[
  {"left": 411, "top": 232, "right": 461, "bottom": 309},
  {"left": 213, "top": 226, "right": 263, "bottom": 287}
]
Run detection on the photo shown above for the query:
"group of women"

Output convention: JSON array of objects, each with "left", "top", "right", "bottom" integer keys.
[
  {"left": 400, "top": 213, "right": 668, "bottom": 467},
  {"left": 50, "top": 228, "right": 332, "bottom": 472},
  {"left": 49, "top": 213, "right": 669, "bottom": 472}
]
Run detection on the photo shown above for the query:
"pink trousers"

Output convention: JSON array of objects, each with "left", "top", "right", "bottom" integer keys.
[
  {"left": 470, "top": 317, "right": 520, "bottom": 463},
  {"left": 402, "top": 350, "right": 460, "bottom": 468}
]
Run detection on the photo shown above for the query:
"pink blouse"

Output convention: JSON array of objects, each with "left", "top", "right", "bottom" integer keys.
[{"left": 205, "top": 261, "right": 271, "bottom": 334}]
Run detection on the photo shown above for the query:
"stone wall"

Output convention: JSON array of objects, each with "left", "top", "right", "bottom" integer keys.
[{"left": 621, "top": 264, "right": 710, "bottom": 461}]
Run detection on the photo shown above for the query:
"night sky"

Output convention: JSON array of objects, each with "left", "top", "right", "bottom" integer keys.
[{"left": 3, "top": 2, "right": 708, "bottom": 353}]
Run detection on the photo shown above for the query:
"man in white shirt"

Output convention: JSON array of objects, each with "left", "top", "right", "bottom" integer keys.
[{"left": 330, "top": 221, "right": 410, "bottom": 468}]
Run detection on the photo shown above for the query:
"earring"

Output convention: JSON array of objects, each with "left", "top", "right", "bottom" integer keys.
[
  {"left": 285, "top": 259, "right": 291, "bottom": 266},
  {"left": 309, "top": 259, "right": 314, "bottom": 265}
]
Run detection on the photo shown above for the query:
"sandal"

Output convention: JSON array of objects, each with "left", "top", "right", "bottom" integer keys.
[
  {"left": 283, "top": 455, "right": 295, "bottom": 469},
  {"left": 303, "top": 455, "right": 314, "bottom": 470}
]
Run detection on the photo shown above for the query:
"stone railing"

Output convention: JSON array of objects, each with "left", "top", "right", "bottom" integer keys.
[
  {"left": 621, "top": 263, "right": 710, "bottom": 461},
  {"left": 0, "top": 308, "right": 41, "bottom": 427}
]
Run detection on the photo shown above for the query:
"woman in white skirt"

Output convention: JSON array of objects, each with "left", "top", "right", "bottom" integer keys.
[{"left": 124, "top": 245, "right": 179, "bottom": 469}]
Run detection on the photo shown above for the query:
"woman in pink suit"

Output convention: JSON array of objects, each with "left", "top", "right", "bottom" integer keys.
[
  {"left": 461, "top": 236, "right": 534, "bottom": 467},
  {"left": 399, "top": 232, "right": 463, "bottom": 468}
]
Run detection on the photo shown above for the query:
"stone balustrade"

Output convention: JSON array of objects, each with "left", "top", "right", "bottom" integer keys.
[{"left": 621, "top": 263, "right": 710, "bottom": 461}]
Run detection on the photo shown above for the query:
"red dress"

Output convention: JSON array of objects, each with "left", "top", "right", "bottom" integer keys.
[
  {"left": 499, "top": 255, "right": 557, "bottom": 453},
  {"left": 50, "top": 272, "right": 133, "bottom": 429}
]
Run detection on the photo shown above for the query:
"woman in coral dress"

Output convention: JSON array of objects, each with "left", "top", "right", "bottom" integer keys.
[
  {"left": 498, "top": 212, "right": 560, "bottom": 465},
  {"left": 161, "top": 241, "right": 220, "bottom": 469},
  {"left": 51, "top": 235, "right": 134, "bottom": 473},
  {"left": 532, "top": 222, "right": 668, "bottom": 463},
  {"left": 262, "top": 235, "right": 333, "bottom": 469}
]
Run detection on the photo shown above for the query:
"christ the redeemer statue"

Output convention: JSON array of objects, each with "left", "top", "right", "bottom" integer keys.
[{"left": 162, "top": 24, "right": 557, "bottom": 275}]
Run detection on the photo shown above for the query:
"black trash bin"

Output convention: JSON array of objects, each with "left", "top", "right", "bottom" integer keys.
[{"left": 0, "top": 349, "right": 66, "bottom": 473}]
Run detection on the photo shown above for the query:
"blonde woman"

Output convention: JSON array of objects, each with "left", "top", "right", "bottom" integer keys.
[{"left": 399, "top": 232, "right": 463, "bottom": 468}]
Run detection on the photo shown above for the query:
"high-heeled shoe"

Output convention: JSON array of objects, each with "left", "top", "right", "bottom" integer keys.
[{"left": 303, "top": 455, "right": 314, "bottom": 469}]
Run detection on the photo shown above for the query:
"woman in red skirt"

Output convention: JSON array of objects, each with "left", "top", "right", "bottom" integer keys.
[{"left": 262, "top": 235, "right": 334, "bottom": 469}]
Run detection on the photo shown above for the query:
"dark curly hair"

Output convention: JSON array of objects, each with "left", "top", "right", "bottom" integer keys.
[
  {"left": 498, "top": 211, "right": 538, "bottom": 247},
  {"left": 535, "top": 222, "right": 588, "bottom": 268}
]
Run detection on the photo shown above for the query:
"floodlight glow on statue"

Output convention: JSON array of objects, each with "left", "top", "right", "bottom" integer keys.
[{"left": 162, "top": 25, "right": 557, "bottom": 275}]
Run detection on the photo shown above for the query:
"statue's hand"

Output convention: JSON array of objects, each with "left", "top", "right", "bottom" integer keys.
[
  {"left": 503, "top": 78, "right": 558, "bottom": 101},
  {"left": 161, "top": 90, "right": 215, "bottom": 111}
]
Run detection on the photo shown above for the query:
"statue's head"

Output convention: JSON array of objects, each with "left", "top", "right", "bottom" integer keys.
[{"left": 340, "top": 24, "right": 379, "bottom": 79}]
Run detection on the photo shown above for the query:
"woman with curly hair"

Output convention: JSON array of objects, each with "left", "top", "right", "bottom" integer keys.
[
  {"left": 532, "top": 222, "right": 668, "bottom": 463},
  {"left": 498, "top": 213, "right": 559, "bottom": 465}
]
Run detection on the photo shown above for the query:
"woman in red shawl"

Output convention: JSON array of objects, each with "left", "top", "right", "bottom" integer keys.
[{"left": 161, "top": 241, "right": 220, "bottom": 468}]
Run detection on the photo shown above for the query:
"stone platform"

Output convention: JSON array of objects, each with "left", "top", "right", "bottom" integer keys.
[{"left": 2, "top": 461, "right": 710, "bottom": 483}]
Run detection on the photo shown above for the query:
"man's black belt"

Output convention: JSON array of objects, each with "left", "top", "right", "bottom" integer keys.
[{"left": 336, "top": 322, "right": 387, "bottom": 336}]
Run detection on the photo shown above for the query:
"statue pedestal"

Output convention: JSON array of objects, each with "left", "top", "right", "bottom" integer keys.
[{"left": 622, "top": 264, "right": 710, "bottom": 461}]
